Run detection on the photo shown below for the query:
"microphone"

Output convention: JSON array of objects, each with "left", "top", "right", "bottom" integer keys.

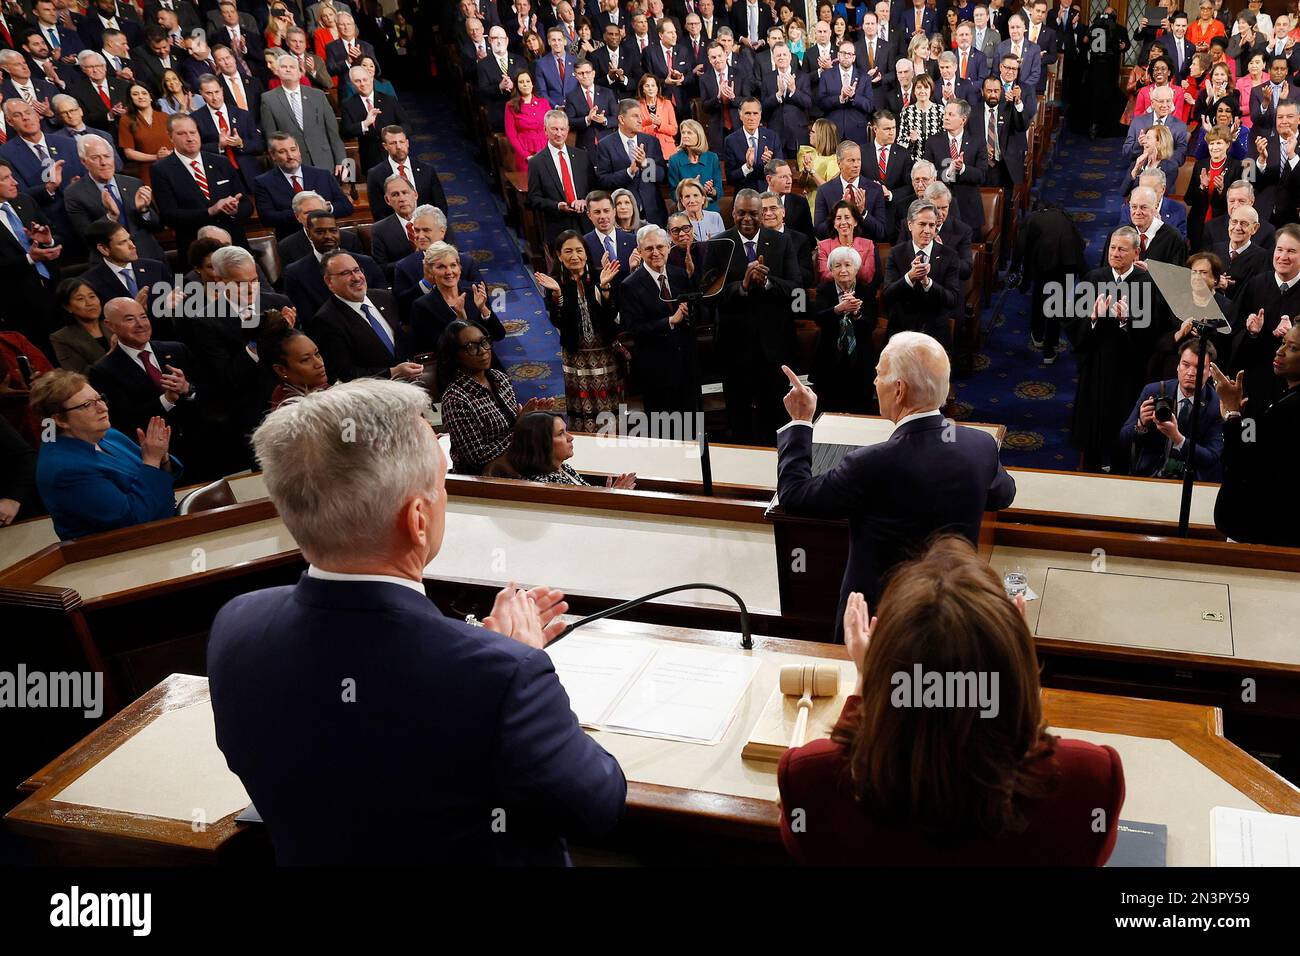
[{"left": 550, "top": 583, "right": 753, "bottom": 649}]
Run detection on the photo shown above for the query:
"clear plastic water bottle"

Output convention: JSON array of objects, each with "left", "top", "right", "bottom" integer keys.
[{"left": 1003, "top": 566, "right": 1028, "bottom": 600}]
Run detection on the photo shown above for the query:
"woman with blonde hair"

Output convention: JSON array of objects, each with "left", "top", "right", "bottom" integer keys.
[
  {"left": 610, "top": 188, "right": 643, "bottom": 233},
  {"left": 667, "top": 119, "right": 723, "bottom": 211},
  {"left": 797, "top": 118, "right": 841, "bottom": 216},
  {"left": 313, "top": 3, "right": 341, "bottom": 60},
  {"left": 675, "top": 177, "right": 725, "bottom": 240},
  {"left": 778, "top": 536, "right": 1125, "bottom": 866},
  {"left": 1123, "top": 122, "right": 1175, "bottom": 195}
]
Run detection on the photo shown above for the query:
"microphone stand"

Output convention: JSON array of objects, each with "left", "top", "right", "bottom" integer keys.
[
  {"left": 1176, "top": 322, "right": 1213, "bottom": 537},
  {"left": 551, "top": 583, "right": 753, "bottom": 649}
]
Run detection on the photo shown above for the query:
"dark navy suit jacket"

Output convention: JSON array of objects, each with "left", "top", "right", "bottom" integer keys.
[
  {"left": 207, "top": 573, "right": 627, "bottom": 864},
  {"left": 1117, "top": 380, "right": 1224, "bottom": 481},
  {"left": 592, "top": 132, "right": 668, "bottom": 225},
  {"left": 776, "top": 416, "right": 1015, "bottom": 638},
  {"left": 252, "top": 165, "right": 356, "bottom": 236}
]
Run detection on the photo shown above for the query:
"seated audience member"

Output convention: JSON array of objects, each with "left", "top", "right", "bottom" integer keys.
[
  {"left": 1118, "top": 338, "right": 1224, "bottom": 481},
  {"left": 253, "top": 132, "right": 355, "bottom": 238},
  {"left": 676, "top": 176, "right": 725, "bottom": 240},
  {"left": 31, "top": 369, "right": 181, "bottom": 541},
  {"left": 410, "top": 241, "right": 507, "bottom": 355},
  {"left": 488, "top": 411, "right": 635, "bottom": 487},
  {"left": 49, "top": 279, "right": 110, "bottom": 374},
  {"left": 532, "top": 230, "right": 624, "bottom": 430},
  {"left": 394, "top": 207, "right": 483, "bottom": 316},
  {"left": 1211, "top": 322, "right": 1300, "bottom": 547},
  {"left": 778, "top": 535, "right": 1126, "bottom": 866},
  {"left": 817, "top": 199, "right": 877, "bottom": 283},
  {"left": 812, "top": 244, "right": 877, "bottom": 412},
  {"left": 262, "top": 324, "right": 331, "bottom": 411},
  {"left": 309, "top": 250, "right": 420, "bottom": 383},
  {"left": 366, "top": 125, "right": 449, "bottom": 221},
  {"left": 283, "top": 212, "right": 387, "bottom": 319},
  {"left": 0, "top": 417, "right": 37, "bottom": 526},
  {"left": 279, "top": 191, "right": 366, "bottom": 265},
  {"left": 207, "top": 379, "right": 625, "bottom": 865},
  {"left": 438, "top": 318, "right": 551, "bottom": 474}
]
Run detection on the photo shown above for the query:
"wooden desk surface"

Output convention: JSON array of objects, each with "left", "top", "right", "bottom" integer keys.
[{"left": 9, "top": 620, "right": 1299, "bottom": 866}]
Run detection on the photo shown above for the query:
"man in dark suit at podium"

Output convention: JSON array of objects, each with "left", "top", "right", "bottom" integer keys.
[
  {"left": 775, "top": 331, "right": 1016, "bottom": 639},
  {"left": 208, "top": 378, "right": 627, "bottom": 864}
]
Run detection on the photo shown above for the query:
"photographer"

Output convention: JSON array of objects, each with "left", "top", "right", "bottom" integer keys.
[{"left": 1118, "top": 338, "right": 1224, "bottom": 481}]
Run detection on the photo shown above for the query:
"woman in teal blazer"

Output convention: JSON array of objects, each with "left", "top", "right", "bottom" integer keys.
[
  {"left": 667, "top": 120, "right": 724, "bottom": 213},
  {"left": 32, "top": 371, "right": 182, "bottom": 541}
]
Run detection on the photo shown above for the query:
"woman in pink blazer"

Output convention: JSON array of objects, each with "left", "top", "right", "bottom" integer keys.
[
  {"left": 504, "top": 71, "right": 552, "bottom": 173},
  {"left": 816, "top": 201, "right": 876, "bottom": 284}
]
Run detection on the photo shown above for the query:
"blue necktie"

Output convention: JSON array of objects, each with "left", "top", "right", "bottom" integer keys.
[
  {"left": 745, "top": 239, "right": 757, "bottom": 262},
  {"left": 104, "top": 181, "right": 126, "bottom": 225},
  {"left": 361, "top": 302, "right": 395, "bottom": 356},
  {"left": 119, "top": 266, "right": 138, "bottom": 296},
  {"left": 603, "top": 234, "right": 615, "bottom": 261},
  {"left": 1, "top": 202, "right": 49, "bottom": 279}
]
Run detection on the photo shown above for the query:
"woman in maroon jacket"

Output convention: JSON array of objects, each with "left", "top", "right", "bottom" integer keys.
[{"left": 778, "top": 536, "right": 1126, "bottom": 866}]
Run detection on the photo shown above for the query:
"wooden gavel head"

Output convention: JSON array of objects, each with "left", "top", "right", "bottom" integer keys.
[{"left": 778, "top": 664, "right": 840, "bottom": 699}]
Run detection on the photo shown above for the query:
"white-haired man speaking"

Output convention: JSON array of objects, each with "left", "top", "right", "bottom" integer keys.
[
  {"left": 776, "top": 332, "right": 1016, "bottom": 640},
  {"left": 207, "top": 379, "right": 627, "bottom": 864}
]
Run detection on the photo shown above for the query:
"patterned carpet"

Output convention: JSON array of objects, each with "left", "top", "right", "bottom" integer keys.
[
  {"left": 420, "top": 89, "right": 1131, "bottom": 469},
  {"left": 408, "top": 93, "right": 566, "bottom": 407}
]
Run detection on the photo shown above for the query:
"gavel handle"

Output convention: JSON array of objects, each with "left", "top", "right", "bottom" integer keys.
[{"left": 791, "top": 692, "right": 813, "bottom": 749}]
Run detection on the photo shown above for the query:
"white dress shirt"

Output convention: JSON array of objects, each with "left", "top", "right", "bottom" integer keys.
[{"left": 307, "top": 565, "right": 427, "bottom": 595}]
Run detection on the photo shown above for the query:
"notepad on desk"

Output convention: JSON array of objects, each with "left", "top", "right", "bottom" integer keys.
[
  {"left": 1211, "top": 806, "right": 1300, "bottom": 866},
  {"left": 547, "top": 635, "right": 760, "bottom": 745}
]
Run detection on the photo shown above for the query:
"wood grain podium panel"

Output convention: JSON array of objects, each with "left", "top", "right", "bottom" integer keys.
[{"left": 8, "top": 621, "right": 1300, "bottom": 866}]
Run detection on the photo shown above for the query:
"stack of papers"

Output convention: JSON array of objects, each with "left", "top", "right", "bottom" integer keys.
[
  {"left": 1211, "top": 806, "right": 1300, "bottom": 866},
  {"left": 547, "top": 635, "right": 760, "bottom": 745}
]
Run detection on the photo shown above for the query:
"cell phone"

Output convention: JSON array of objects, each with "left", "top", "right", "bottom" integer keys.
[
  {"left": 413, "top": 352, "right": 437, "bottom": 365},
  {"left": 16, "top": 355, "right": 32, "bottom": 386}
]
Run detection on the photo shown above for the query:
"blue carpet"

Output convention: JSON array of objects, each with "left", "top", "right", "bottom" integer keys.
[
  {"left": 419, "top": 90, "right": 1130, "bottom": 468},
  {"left": 949, "top": 129, "right": 1131, "bottom": 469},
  {"left": 408, "top": 92, "right": 566, "bottom": 406}
]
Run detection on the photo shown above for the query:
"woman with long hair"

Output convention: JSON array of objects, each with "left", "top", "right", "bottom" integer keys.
[
  {"left": 155, "top": 68, "right": 195, "bottom": 114},
  {"left": 488, "top": 411, "right": 635, "bottom": 486},
  {"left": 313, "top": 3, "right": 341, "bottom": 60},
  {"left": 520, "top": 30, "right": 546, "bottom": 63},
  {"left": 637, "top": 73, "right": 679, "bottom": 159},
  {"left": 118, "top": 82, "right": 173, "bottom": 184},
  {"left": 797, "top": 118, "right": 841, "bottom": 216},
  {"left": 504, "top": 69, "right": 550, "bottom": 172},
  {"left": 532, "top": 230, "right": 624, "bottom": 432},
  {"left": 610, "top": 188, "right": 643, "bottom": 233},
  {"left": 778, "top": 536, "right": 1126, "bottom": 865}
]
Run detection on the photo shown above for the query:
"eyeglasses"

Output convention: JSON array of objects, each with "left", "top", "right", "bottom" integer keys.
[
  {"left": 460, "top": 340, "right": 492, "bottom": 354},
  {"left": 668, "top": 224, "right": 692, "bottom": 234},
  {"left": 327, "top": 267, "right": 366, "bottom": 279},
  {"left": 62, "top": 396, "right": 108, "bottom": 412}
]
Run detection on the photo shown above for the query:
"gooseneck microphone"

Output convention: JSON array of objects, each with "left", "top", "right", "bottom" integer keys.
[{"left": 551, "top": 583, "right": 753, "bottom": 649}]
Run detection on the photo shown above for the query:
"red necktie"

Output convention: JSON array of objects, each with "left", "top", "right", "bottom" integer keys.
[
  {"left": 0, "top": 125, "right": 6, "bottom": 145},
  {"left": 139, "top": 348, "right": 164, "bottom": 390},
  {"left": 217, "top": 110, "right": 237, "bottom": 167},
  {"left": 398, "top": 163, "right": 409, "bottom": 182},
  {"left": 903, "top": 90, "right": 910, "bottom": 108},
  {"left": 950, "top": 136, "right": 959, "bottom": 160},
  {"left": 846, "top": 183, "right": 856, "bottom": 205},
  {"left": 98, "top": 84, "right": 111, "bottom": 108},
  {"left": 291, "top": 175, "right": 302, "bottom": 193},
  {"left": 191, "top": 159, "right": 210, "bottom": 200},
  {"left": 557, "top": 56, "right": 565, "bottom": 82},
  {"left": 0, "top": 22, "right": 11, "bottom": 47},
  {"left": 878, "top": 147, "right": 887, "bottom": 178},
  {"left": 405, "top": 220, "right": 416, "bottom": 247},
  {"left": 558, "top": 148, "right": 577, "bottom": 204},
  {"left": 585, "top": 87, "right": 593, "bottom": 109},
  {"left": 1140, "top": 233, "right": 1148, "bottom": 256}
]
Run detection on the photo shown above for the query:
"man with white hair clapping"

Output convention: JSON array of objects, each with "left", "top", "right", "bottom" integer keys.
[
  {"left": 775, "top": 332, "right": 1016, "bottom": 640},
  {"left": 208, "top": 379, "right": 627, "bottom": 864}
]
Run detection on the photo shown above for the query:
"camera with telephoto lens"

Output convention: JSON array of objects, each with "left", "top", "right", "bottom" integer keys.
[{"left": 1153, "top": 394, "right": 1176, "bottom": 423}]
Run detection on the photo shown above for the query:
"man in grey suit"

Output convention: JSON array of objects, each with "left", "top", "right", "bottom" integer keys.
[
  {"left": 66, "top": 133, "right": 167, "bottom": 262},
  {"left": 260, "top": 51, "right": 347, "bottom": 175}
]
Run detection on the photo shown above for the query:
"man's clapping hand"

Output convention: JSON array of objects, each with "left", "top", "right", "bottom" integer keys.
[
  {"left": 483, "top": 583, "right": 570, "bottom": 648},
  {"left": 742, "top": 254, "right": 769, "bottom": 289}
]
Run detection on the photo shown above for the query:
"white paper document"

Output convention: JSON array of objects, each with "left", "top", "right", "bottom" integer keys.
[
  {"left": 1211, "top": 806, "right": 1300, "bottom": 866},
  {"left": 547, "top": 636, "right": 760, "bottom": 744}
]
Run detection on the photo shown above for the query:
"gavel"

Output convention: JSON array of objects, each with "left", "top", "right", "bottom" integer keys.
[{"left": 779, "top": 664, "right": 841, "bottom": 749}]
